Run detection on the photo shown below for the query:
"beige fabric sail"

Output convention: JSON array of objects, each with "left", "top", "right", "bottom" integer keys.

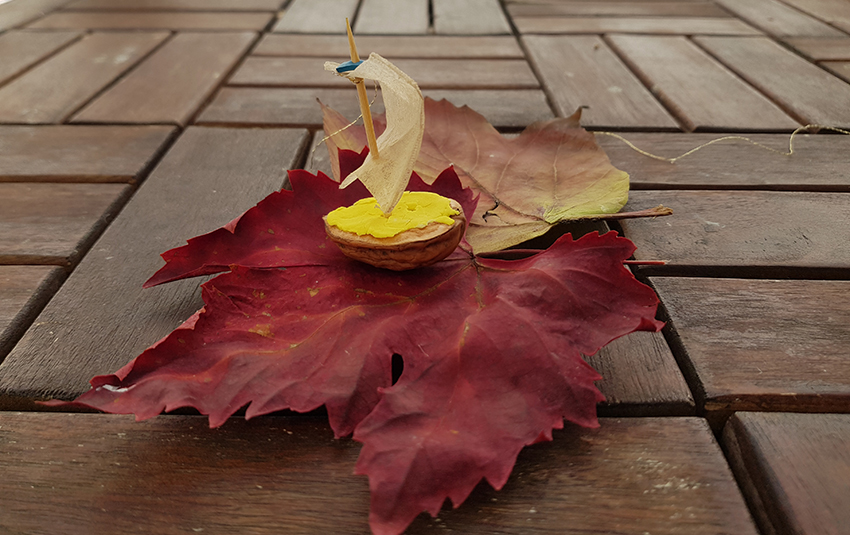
[{"left": 325, "top": 53, "right": 425, "bottom": 214}]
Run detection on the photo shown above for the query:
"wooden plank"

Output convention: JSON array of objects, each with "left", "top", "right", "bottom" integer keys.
[
  {"left": 273, "top": 0, "right": 358, "bottom": 34},
  {"left": 711, "top": 0, "right": 844, "bottom": 37},
  {"left": 823, "top": 61, "right": 850, "bottom": 83},
  {"left": 72, "top": 32, "right": 255, "bottom": 126},
  {"left": 780, "top": 0, "right": 850, "bottom": 34},
  {"left": 0, "top": 183, "right": 130, "bottom": 266},
  {"left": 522, "top": 35, "right": 678, "bottom": 129},
  {"left": 621, "top": 191, "right": 850, "bottom": 275},
  {"left": 65, "top": 0, "right": 283, "bottom": 10},
  {"left": 253, "top": 34, "right": 525, "bottom": 58},
  {"left": 723, "top": 412, "right": 850, "bottom": 535},
  {"left": 0, "top": 266, "right": 64, "bottom": 362},
  {"left": 694, "top": 36, "right": 850, "bottom": 126},
  {"left": 784, "top": 37, "right": 850, "bottom": 60},
  {"left": 197, "top": 87, "right": 554, "bottom": 128},
  {"left": 27, "top": 11, "right": 273, "bottom": 30},
  {"left": 651, "top": 277, "right": 850, "bottom": 415},
  {"left": 597, "top": 132, "right": 850, "bottom": 190},
  {"left": 0, "top": 32, "right": 169, "bottom": 124},
  {"left": 0, "top": 0, "right": 69, "bottom": 30},
  {"left": 0, "top": 413, "right": 757, "bottom": 535},
  {"left": 432, "top": 0, "right": 512, "bottom": 35},
  {"left": 607, "top": 35, "right": 797, "bottom": 131},
  {"left": 508, "top": 2, "right": 729, "bottom": 17},
  {"left": 0, "top": 127, "right": 308, "bottom": 408},
  {"left": 0, "top": 30, "right": 81, "bottom": 86},
  {"left": 355, "top": 0, "right": 429, "bottom": 35},
  {"left": 229, "top": 57, "right": 540, "bottom": 89},
  {"left": 514, "top": 16, "right": 762, "bottom": 35},
  {"left": 0, "top": 125, "right": 175, "bottom": 183}
]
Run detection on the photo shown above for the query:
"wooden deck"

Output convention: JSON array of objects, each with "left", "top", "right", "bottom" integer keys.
[{"left": 1, "top": 0, "right": 848, "bottom": 533}]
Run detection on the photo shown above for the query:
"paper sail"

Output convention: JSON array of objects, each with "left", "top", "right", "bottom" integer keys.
[{"left": 325, "top": 53, "right": 425, "bottom": 214}]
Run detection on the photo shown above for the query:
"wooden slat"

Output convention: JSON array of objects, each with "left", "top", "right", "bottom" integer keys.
[
  {"left": 508, "top": 2, "right": 729, "bottom": 17},
  {"left": 27, "top": 11, "right": 273, "bottom": 30},
  {"left": 273, "top": 0, "right": 358, "bottom": 34},
  {"left": 711, "top": 0, "right": 844, "bottom": 37},
  {"left": 0, "top": 0, "right": 69, "bottom": 30},
  {"left": 253, "top": 34, "right": 525, "bottom": 58},
  {"left": 723, "top": 412, "right": 850, "bottom": 535},
  {"left": 65, "top": 0, "right": 283, "bottom": 10},
  {"left": 0, "top": 30, "right": 81, "bottom": 86},
  {"left": 72, "top": 32, "right": 255, "bottom": 126},
  {"left": 784, "top": 37, "right": 850, "bottom": 60},
  {"left": 0, "top": 413, "right": 757, "bottom": 535},
  {"left": 694, "top": 36, "right": 850, "bottom": 126},
  {"left": 432, "top": 0, "right": 512, "bottom": 35},
  {"left": 229, "top": 57, "right": 540, "bottom": 89},
  {"left": 779, "top": 0, "right": 850, "bottom": 34},
  {"left": 0, "top": 125, "right": 175, "bottom": 183},
  {"left": 823, "top": 61, "right": 850, "bottom": 83},
  {"left": 621, "top": 191, "right": 850, "bottom": 275},
  {"left": 0, "top": 266, "right": 64, "bottom": 361},
  {"left": 355, "top": 0, "right": 429, "bottom": 35},
  {"left": 0, "top": 127, "right": 308, "bottom": 408},
  {"left": 514, "top": 16, "right": 762, "bottom": 35},
  {"left": 597, "top": 132, "right": 850, "bottom": 190},
  {"left": 607, "top": 35, "right": 797, "bottom": 131},
  {"left": 523, "top": 35, "right": 678, "bottom": 128},
  {"left": 651, "top": 277, "right": 850, "bottom": 416},
  {"left": 0, "top": 32, "right": 169, "bottom": 124},
  {"left": 0, "top": 183, "right": 130, "bottom": 266}
]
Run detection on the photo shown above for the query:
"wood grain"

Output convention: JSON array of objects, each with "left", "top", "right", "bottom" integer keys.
[
  {"left": 230, "top": 57, "right": 540, "bottom": 89},
  {"left": 432, "top": 0, "right": 513, "bottom": 35},
  {"left": 0, "top": 125, "right": 175, "bottom": 182},
  {"left": 355, "top": 0, "right": 429, "bottom": 35},
  {"left": 0, "top": 266, "right": 64, "bottom": 362},
  {"left": 723, "top": 412, "right": 850, "bottom": 535},
  {"left": 694, "top": 36, "right": 850, "bottom": 126},
  {"left": 273, "top": 0, "right": 358, "bottom": 34},
  {"left": 27, "top": 11, "right": 273, "bottom": 30},
  {"left": 0, "top": 0, "right": 70, "bottom": 30},
  {"left": 523, "top": 35, "right": 678, "bottom": 128},
  {"left": 607, "top": 35, "right": 797, "bottom": 131},
  {"left": 0, "top": 127, "right": 308, "bottom": 408},
  {"left": 0, "top": 413, "right": 757, "bottom": 535},
  {"left": 597, "top": 132, "right": 850, "bottom": 190},
  {"left": 823, "top": 61, "right": 850, "bottom": 83},
  {"left": 72, "top": 32, "right": 255, "bottom": 126},
  {"left": 508, "top": 2, "right": 729, "bottom": 17},
  {"left": 711, "top": 0, "right": 844, "bottom": 37},
  {"left": 779, "top": 0, "right": 850, "bottom": 34},
  {"left": 784, "top": 37, "right": 850, "bottom": 60},
  {"left": 65, "top": 0, "right": 283, "bottom": 10},
  {"left": 514, "top": 16, "right": 762, "bottom": 35},
  {"left": 0, "top": 183, "right": 130, "bottom": 265},
  {"left": 0, "top": 30, "right": 81, "bottom": 86},
  {"left": 0, "top": 32, "right": 168, "bottom": 124},
  {"left": 651, "top": 277, "right": 850, "bottom": 415},
  {"left": 253, "top": 34, "right": 524, "bottom": 58}
]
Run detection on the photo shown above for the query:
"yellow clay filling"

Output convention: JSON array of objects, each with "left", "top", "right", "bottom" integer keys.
[{"left": 326, "top": 191, "right": 459, "bottom": 239}]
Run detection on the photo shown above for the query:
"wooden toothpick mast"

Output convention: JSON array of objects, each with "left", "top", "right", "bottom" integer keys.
[{"left": 346, "top": 19, "right": 379, "bottom": 159}]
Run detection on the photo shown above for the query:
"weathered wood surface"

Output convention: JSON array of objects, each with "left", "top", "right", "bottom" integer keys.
[
  {"left": 514, "top": 16, "right": 762, "bottom": 35},
  {"left": 0, "top": 413, "right": 757, "bottom": 534},
  {"left": 508, "top": 2, "right": 729, "bottom": 17},
  {"left": 65, "top": 0, "right": 283, "bottom": 10},
  {"left": 0, "top": 127, "right": 308, "bottom": 408},
  {"left": 711, "top": 0, "right": 844, "bottom": 37},
  {"left": 355, "top": 0, "right": 429, "bottom": 35},
  {"left": 432, "top": 0, "right": 513, "bottom": 35},
  {"left": 27, "top": 11, "right": 273, "bottom": 30},
  {"left": 779, "top": 0, "right": 850, "bottom": 34},
  {"left": 651, "top": 277, "right": 850, "bottom": 416},
  {"left": 597, "top": 132, "right": 850, "bottom": 190},
  {"left": 72, "top": 32, "right": 255, "bottom": 126},
  {"left": 694, "top": 36, "right": 850, "bottom": 126},
  {"left": 723, "top": 412, "right": 850, "bottom": 535},
  {"left": 0, "top": 0, "right": 69, "bottom": 30},
  {"left": 784, "top": 37, "right": 850, "bottom": 60},
  {"left": 230, "top": 57, "right": 540, "bottom": 89},
  {"left": 0, "top": 183, "right": 130, "bottom": 266},
  {"left": 0, "top": 125, "right": 174, "bottom": 182},
  {"left": 0, "top": 266, "right": 64, "bottom": 362},
  {"left": 823, "top": 61, "right": 850, "bottom": 83},
  {"left": 253, "top": 34, "right": 524, "bottom": 58},
  {"left": 607, "top": 35, "right": 797, "bottom": 131},
  {"left": 0, "top": 30, "right": 80, "bottom": 86},
  {"left": 273, "top": 0, "right": 358, "bottom": 34},
  {"left": 523, "top": 35, "right": 678, "bottom": 128},
  {"left": 0, "top": 32, "right": 168, "bottom": 124}
]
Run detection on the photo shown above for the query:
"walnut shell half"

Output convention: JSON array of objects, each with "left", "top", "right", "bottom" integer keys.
[{"left": 324, "top": 199, "right": 466, "bottom": 271}]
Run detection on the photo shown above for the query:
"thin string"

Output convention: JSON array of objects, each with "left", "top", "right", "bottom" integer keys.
[
  {"left": 309, "top": 81, "right": 380, "bottom": 165},
  {"left": 594, "top": 124, "right": 850, "bottom": 163}
]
